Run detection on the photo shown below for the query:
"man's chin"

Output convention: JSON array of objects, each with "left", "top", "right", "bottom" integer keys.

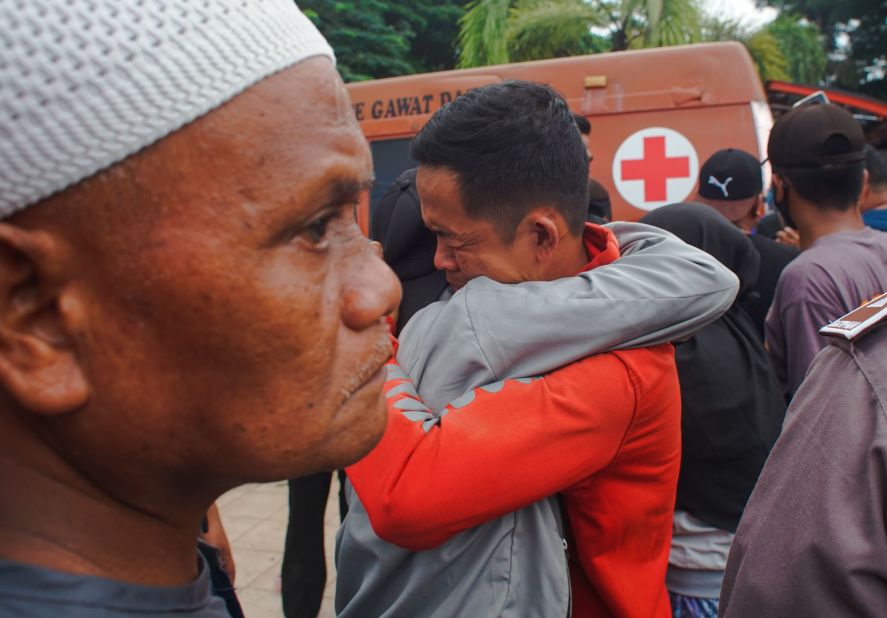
[
  {"left": 326, "top": 375, "right": 389, "bottom": 469},
  {"left": 446, "top": 275, "right": 467, "bottom": 290}
]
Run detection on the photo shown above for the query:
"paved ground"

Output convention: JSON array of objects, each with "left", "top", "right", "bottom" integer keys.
[{"left": 217, "top": 479, "right": 340, "bottom": 618}]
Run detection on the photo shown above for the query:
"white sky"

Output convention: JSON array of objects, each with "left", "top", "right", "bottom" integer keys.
[{"left": 701, "top": 0, "right": 779, "bottom": 29}]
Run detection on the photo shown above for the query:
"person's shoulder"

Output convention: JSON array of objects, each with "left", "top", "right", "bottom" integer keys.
[
  {"left": 780, "top": 230, "right": 886, "bottom": 287},
  {"left": 820, "top": 293, "right": 887, "bottom": 348},
  {"left": 750, "top": 233, "right": 799, "bottom": 262},
  {"left": 777, "top": 247, "right": 831, "bottom": 285}
]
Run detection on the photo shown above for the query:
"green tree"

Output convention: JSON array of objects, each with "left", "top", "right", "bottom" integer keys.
[
  {"left": 386, "top": 1, "right": 466, "bottom": 73},
  {"left": 458, "top": 0, "right": 511, "bottom": 68},
  {"left": 765, "top": 15, "right": 827, "bottom": 84},
  {"left": 755, "top": 0, "right": 885, "bottom": 96},
  {"left": 701, "top": 16, "right": 789, "bottom": 84},
  {"left": 300, "top": 0, "right": 464, "bottom": 81},
  {"left": 458, "top": 0, "right": 704, "bottom": 68},
  {"left": 701, "top": 13, "right": 829, "bottom": 85},
  {"left": 506, "top": 0, "right": 604, "bottom": 62},
  {"left": 300, "top": 0, "right": 411, "bottom": 81},
  {"left": 611, "top": 0, "right": 703, "bottom": 50}
]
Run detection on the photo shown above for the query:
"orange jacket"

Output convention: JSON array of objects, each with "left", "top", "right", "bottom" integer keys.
[{"left": 348, "top": 228, "right": 681, "bottom": 617}]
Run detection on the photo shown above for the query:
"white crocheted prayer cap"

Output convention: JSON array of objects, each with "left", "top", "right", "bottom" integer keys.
[{"left": 0, "top": 0, "right": 335, "bottom": 217}]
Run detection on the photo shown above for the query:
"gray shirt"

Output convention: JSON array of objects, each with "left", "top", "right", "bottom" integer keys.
[
  {"left": 0, "top": 555, "right": 230, "bottom": 617},
  {"left": 766, "top": 227, "right": 887, "bottom": 395},
  {"left": 720, "top": 323, "right": 887, "bottom": 617}
]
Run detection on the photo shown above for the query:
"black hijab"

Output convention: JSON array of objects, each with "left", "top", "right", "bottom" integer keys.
[{"left": 641, "top": 203, "right": 787, "bottom": 532}]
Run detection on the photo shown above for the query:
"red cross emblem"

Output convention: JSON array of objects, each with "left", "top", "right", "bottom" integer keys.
[{"left": 620, "top": 136, "right": 691, "bottom": 202}]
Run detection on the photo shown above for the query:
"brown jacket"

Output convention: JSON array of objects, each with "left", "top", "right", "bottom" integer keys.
[{"left": 720, "top": 322, "right": 887, "bottom": 617}]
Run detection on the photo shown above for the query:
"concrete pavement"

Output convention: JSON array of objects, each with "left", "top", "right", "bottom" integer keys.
[{"left": 217, "top": 478, "right": 340, "bottom": 618}]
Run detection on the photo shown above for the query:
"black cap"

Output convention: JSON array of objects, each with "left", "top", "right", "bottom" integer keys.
[
  {"left": 698, "top": 148, "right": 763, "bottom": 201},
  {"left": 768, "top": 103, "right": 865, "bottom": 170}
]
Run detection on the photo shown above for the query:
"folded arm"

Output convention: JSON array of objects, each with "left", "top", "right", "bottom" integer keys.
[{"left": 346, "top": 354, "right": 636, "bottom": 551}]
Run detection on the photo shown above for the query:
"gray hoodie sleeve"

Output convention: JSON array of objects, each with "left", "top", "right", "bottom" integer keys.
[{"left": 398, "top": 222, "right": 737, "bottom": 409}]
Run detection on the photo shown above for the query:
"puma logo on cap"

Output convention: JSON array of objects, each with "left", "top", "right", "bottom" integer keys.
[{"left": 708, "top": 175, "right": 733, "bottom": 197}]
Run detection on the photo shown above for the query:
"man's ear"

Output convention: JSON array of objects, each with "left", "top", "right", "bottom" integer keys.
[
  {"left": 772, "top": 174, "right": 787, "bottom": 201},
  {"left": 858, "top": 169, "right": 871, "bottom": 209},
  {"left": 0, "top": 224, "right": 89, "bottom": 415},
  {"left": 524, "top": 210, "right": 561, "bottom": 263},
  {"left": 752, "top": 195, "right": 765, "bottom": 221}
]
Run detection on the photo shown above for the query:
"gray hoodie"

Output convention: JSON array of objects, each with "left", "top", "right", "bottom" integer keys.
[{"left": 336, "top": 223, "right": 739, "bottom": 617}]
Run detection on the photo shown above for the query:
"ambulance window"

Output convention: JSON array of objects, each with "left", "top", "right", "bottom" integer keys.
[{"left": 370, "top": 138, "right": 416, "bottom": 229}]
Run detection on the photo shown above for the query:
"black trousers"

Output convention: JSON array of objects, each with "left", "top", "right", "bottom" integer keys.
[{"left": 281, "top": 471, "right": 347, "bottom": 618}]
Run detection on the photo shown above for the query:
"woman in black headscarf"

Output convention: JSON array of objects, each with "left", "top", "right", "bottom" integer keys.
[{"left": 640, "top": 203, "right": 787, "bottom": 618}]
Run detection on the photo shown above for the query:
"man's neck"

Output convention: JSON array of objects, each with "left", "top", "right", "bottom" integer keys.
[
  {"left": 0, "top": 420, "right": 214, "bottom": 586},
  {"left": 541, "top": 233, "right": 590, "bottom": 280},
  {"left": 737, "top": 215, "right": 758, "bottom": 233},
  {"left": 862, "top": 191, "right": 887, "bottom": 212},
  {"left": 796, "top": 201, "right": 866, "bottom": 251}
]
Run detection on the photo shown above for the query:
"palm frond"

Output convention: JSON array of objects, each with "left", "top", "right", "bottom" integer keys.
[
  {"left": 458, "top": 0, "right": 513, "bottom": 68},
  {"left": 507, "top": 0, "right": 603, "bottom": 61},
  {"left": 746, "top": 29, "right": 790, "bottom": 81},
  {"left": 645, "top": 0, "right": 701, "bottom": 47}
]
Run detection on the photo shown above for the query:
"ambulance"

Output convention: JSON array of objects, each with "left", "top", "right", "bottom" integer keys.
[{"left": 345, "top": 41, "right": 773, "bottom": 233}]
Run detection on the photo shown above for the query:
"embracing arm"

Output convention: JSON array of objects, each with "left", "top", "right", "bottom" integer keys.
[
  {"left": 460, "top": 222, "right": 738, "bottom": 380},
  {"left": 346, "top": 354, "right": 636, "bottom": 551}
]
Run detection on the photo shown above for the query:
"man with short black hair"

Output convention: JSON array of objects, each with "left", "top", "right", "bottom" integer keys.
[
  {"left": 337, "top": 81, "right": 739, "bottom": 617},
  {"left": 695, "top": 148, "right": 798, "bottom": 337},
  {"left": 765, "top": 104, "right": 887, "bottom": 396}
]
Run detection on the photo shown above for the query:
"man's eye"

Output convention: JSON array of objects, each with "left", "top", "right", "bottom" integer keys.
[{"left": 302, "top": 214, "right": 333, "bottom": 247}]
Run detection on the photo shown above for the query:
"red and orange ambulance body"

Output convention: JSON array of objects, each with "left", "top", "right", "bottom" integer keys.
[{"left": 346, "top": 41, "right": 772, "bottom": 233}]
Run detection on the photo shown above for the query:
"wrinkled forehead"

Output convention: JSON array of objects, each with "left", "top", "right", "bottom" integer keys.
[{"left": 25, "top": 58, "right": 371, "bottom": 263}]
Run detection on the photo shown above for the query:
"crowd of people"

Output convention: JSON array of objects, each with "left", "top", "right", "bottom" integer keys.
[{"left": 0, "top": 2, "right": 885, "bottom": 618}]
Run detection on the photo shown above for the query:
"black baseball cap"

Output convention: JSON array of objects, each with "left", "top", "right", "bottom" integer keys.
[
  {"left": 768, "top": 103, "right": 865, "bottom": 170},
  {"left": 698, "top": 148, "right": 763, "bottom": 202}
]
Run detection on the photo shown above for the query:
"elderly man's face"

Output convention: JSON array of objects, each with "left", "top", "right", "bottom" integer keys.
[{"left": 27, "top": 58, "right": 401, "bottom": 490}]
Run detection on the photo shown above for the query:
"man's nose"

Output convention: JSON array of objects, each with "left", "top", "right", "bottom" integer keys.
[
  {"left": 341, "top": 242, "right": 402, "bottom": 330},
  {"left": 433, "top": 239, "right": 456, "bottom": 272}
]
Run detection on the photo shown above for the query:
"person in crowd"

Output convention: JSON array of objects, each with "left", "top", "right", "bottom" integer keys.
[
  {"left": 574, "top": 112, "right": 595, "bottom": 170},
  {"left": 764, "top": 103, "right": 887, "bottom": 397},
  {"left": 337, "top": 80, "right": 739, "bottom": 618},
  {"left": 640, "top": 203, "right": 787, "bottom": 618},
  {"left": 281, "top": 472, "right": 340, "bottom": 618},
  {"left": 0, "top": 2, "right": 400, "bottom": 617},
  {"left": 371, "top": 168, "right": 451, "bottom": 334},
  {"left": 861, "top": 146, "right": 887, "bottom": 231},
  {"left": 694, "top": 148, "right": 798, "bottom": 338},
  {"left": 720, "top": 294, "right": 887, "bottom": 617},
  {"left": 587, "top": 178, "right": 613, "bottom": 224}
]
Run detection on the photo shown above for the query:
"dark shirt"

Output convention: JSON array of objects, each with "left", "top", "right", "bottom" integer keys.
[
  {"left": 0, "top": 555, "right": 231, "bottom": 617},
  {"left": 739, "top": 234, "right": 798, "bottom": 339},
  {"left": 754, "top": 212, "right": 783, "bottom": 239}
]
